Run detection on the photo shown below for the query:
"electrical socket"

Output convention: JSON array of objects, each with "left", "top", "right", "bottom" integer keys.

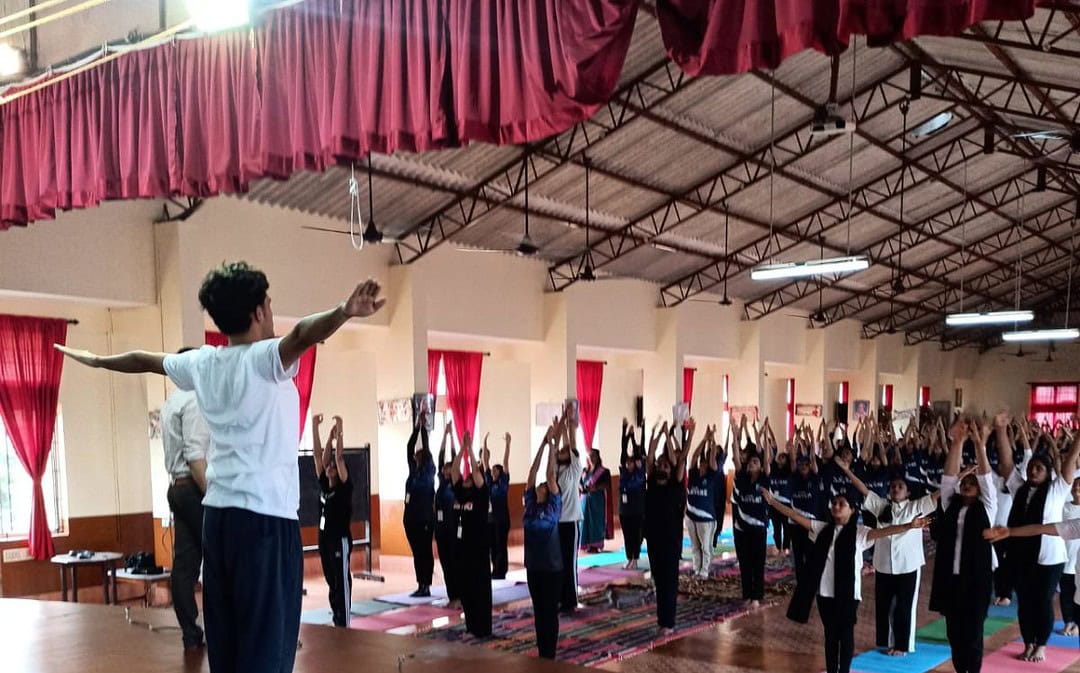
[{"left": 2, "top": 547, "right": 32, "bottom": 563}]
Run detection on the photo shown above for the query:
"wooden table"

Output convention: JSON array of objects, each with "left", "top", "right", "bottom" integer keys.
[
  {"left": 111, "top": 568, "right": 171, "bottom": 607},
  {"left": 49, "top": 552, "right": 123, "bottom": 604}
]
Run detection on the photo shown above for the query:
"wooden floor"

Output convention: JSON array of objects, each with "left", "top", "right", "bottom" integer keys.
[{"left": 0, "top": 598, "right": 588, "bottom": 673}]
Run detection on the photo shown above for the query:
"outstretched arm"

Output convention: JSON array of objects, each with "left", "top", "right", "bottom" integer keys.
[
  {"left": 55, "top": 345, "right": 167, "bottom": 375},
  {"left": 762, "top": 489, "right": 813, "bottom": 531},
  {"left": 502, "top": 433, "right": 511, "bottom": 475},
  {"left": 867, "top": 516, "right": 930, "bottom": 541},
  {"left": 333, "top": 416, "right": 348, "bottom": 481},
  {"left": 313, "top": 413, "right": 326, "bottom": 480},
  {"left": 984, "top": 522, "right": 1061, "bottom": 543},
  {"left": 527, "top": 426, "right": 551, "bottom": 490},
  {"left": 278, "top": 279, "right": 386, "bottom": 370}
]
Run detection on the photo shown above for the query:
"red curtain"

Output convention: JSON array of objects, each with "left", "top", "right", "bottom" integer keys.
[
  {"left": 0, "top": 315, "right": 67, "bottom": 560},
  {"left": 683, "top": 367, "right": 695, "bottom": 413},
  {"left": 576, "top": 360, "right": 604, "bottom": 451},
  {"left": 1030, "top": 383, "right": 1079, "bottom": 426},
  {"left": 442, "top": 350, "right": 483, "bottom": 446},
  {"left": 428, "top": 350, "right": 443, "bottom": 397},
  {"left": 657, "top": 0, "right": 1049, "bottom": 76}
]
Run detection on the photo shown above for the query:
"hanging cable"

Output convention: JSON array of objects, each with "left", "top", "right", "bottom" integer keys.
[
  {"left": 768, "top": 71, "right": 776, "bottom": 262},
  {"left": 1066, "top": 198, "right": 1076, "bottom": 329},
  {"left": 846, "top": 41, "right": 857, "bottom": 256},
  {"left": 959, "top": 157, "right": 968, "bottom": 313},
  {"left": 1014, "top": 191, "right": 1023, "bottom": 312},
  {"left": 347, "top": 162, "right": 364, "bottom": 251},
  {"left": 896, "top": 100, "right": 909, "bottom": 291}
]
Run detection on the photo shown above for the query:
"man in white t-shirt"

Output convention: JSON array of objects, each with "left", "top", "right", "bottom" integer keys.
[{"left": 57, "top": 262, "right": 385, "bottom": 673}]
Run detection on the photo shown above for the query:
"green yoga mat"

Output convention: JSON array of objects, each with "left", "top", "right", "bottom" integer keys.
[{"left": 916, "top": 616, "right": 1014, "bottom": 643}]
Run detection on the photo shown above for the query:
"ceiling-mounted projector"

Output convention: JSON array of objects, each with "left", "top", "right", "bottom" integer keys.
[{"left": 810, "top": 103, "right": 855, "bottom": 138}]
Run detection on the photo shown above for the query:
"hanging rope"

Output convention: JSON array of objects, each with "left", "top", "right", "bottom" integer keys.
[
  {"left": 347, "top": 162, "right": 364, "bottom": 251},
  {"left": 959, "top": 158, "right": 968, "bottom": 312},
  {"left": 768, "top": 71, "right": 776, "bottom": 262},
  {"left": 1066, "top": 198, "right": 1076, "bottom": 329},
  {"left": 846, "top": 41, "right": 857, "bottom": 256}
]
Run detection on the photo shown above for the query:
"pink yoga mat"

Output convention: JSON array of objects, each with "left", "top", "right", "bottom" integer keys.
[{"left": 982, "top": 642, "right": 1080, "bottom": 673}]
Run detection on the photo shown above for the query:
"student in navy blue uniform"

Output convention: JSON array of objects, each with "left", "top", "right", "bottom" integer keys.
[
  {"left": 313, "top": 414, "right": 353, "bottom": 627},
  {"left": 768, "top": 426, "right": 793, "bottom": 556},
  {"left": 762, "top": 487, "right": 929, "bottom": 673},
  {"left": 645, "top": 419, "right": 690, "bottom": 632},
  {"left": 524, "top": 416, "right": 566, "bottom": 659},
  {"left": 732, "top": 415, "right": 772, "bottom": 606},
  {"left": 404, "top": 409, "right": 435, "bottom": 597},
  {"left": 712, "top": 431, "right": 730, "bottom": 549},
  {"left": 434, "top": 421, "right": 462, "bottom": 608},
  {"left": 453, "top": 431, "right": 492, "bottom": 637},
  {"left": 620, "top": 418, "right": 646, "bottom": 570},
  {"left": 686, "top": 425, "right": 721, "bottom": 577},
  {"left": 483, "top": 432, "right": 512, "bottom": 579},
  {"left": 788, "top": 432, "right": 820, "bottom": 586}
]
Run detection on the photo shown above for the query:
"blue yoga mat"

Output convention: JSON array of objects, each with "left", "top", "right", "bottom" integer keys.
[
  {"left": 1015, "top": 620, "right": 1079, "bottom": 650},
  {"left": 987, "top": 602, "right": 1018, "bottom": 620},
  {"left": 578, "top": 551, "right": 627, "bottom": 568},
  {"left": 849, "top": 642, "right": 953, "bottom": 673}
]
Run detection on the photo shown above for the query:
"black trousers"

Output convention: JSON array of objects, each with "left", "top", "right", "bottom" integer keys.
[
  {"left": 647, "top": 537, "right": 681, "bottom": 628},
  {"left": 621, "top": 513, "right": 644, "bottom": 561},
  {"left": 945, "top": 599, "right": 986, "bottom": 673},
  {"left": 202, "top": 507, "right": 302, "bottom": 673},
  {"left": 817, "top": 596, "right": 859, "bottom": 673},
  {"left": 557, "top": 522, "right": 579, "bottom": 611},
  {"left": 790, "top": 524, "right": 811, "bottom": 587},
  {"left": 875, "top": 570, "right": 918, "bottom": 651},
  {"left": 1061, "top": 573, "right": 1076, "bottom": 625},
  {"left": 318, "top": 532, "right": 352, "bottom": 627},
  {"left": 434, "top": 527, "right": 461, "bottom": 600},
  {"left": 167, "top": 482, "right": 204, "bottom": 648},
  {"left": 992, "top": 541, "right": 1013, "bottom": 601},
  {"left": 1016, "top": 563, "right": 1064, "bottom": 646},
  {"left": 713, "top": 479, "right": 727, "bottom": 546},
  {"left": 769, "top": 510, "right": 788, "bottom": 550},
  {"left": 404, "top": 520, "right": 434, "bottom": 587},
  {"left": 527, "top": 569, "right": 562, "bottom": 659},
  {"left": 461, "top": 545, "right": 492, "bottom": 637},
  {"left": 489, "top": 518, "right": 510, "bottom": 579},
  {"left": 733, "top": 527, "right": 767, "bottom": 600}
]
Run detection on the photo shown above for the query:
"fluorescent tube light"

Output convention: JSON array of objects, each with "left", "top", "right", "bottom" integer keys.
[
  {"left": 751, "top": 256, "right": 869, "bottom": 281},
  {"left": 1001, "top": 328, "right": 1079, "bottom": 343},
  {"left": 187, "top": 0, "right": 250, "bottom": 32},
  {"left": 945, "top": 310, "right": 1034, "bottom": 326}
]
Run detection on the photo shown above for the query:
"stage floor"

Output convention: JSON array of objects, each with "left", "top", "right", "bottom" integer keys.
[{"left": 0, "top": 598, "right": 588, "bottom": 673}]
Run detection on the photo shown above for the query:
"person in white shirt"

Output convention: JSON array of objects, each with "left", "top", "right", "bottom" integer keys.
[
  {"left": 988, "top": 413, "right": 1016, "bottom": 607},
  {"left": 834, "top": 457, "right": 938, "bottom": 656},
  {"left": 56, "top": 262, "right": 386, "bottom": 673},
  {"left": 986, "top": 512, "right": 1080, "bottom": 650},
  {"left": 929, "top": 416, "right": 997, "bottom": 673},
  {"left": 159, "top": 359, "right": 211, "bottom": 650},
  {"left": 761, "top": 488, "right": 927, "bottom": 673},
  {"left": 1004, "top": 422, "right": 1079, "bottom": 663},
  {"left": 1059, "top": 477, "right": 1080, "bottom": 637},
  {"left": 554, "top": 401, "right": 583, "bottom": 615}
]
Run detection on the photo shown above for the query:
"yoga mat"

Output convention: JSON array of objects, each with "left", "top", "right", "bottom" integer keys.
[
  {"left": 352, "top": 600, "right": 397, "bottom": 616},
  {"left": 916, "top": 616, "right": 1014, "bottom": 643},
  {"left": 983, "top": 642, "right": 1080, "bottom": 673},
  {"left": 378, "top": 579, "right": 517, "bottom": 605},
  {"left": 492, "top": 583, "right": 532, "bottom": 605},
  {"left": 848, "top": 642, "right": 953, "bottom": 673},
  {"left": 300, "top": 609, "right": 334, "bottom": 626},
  {"left": 1014, "top": 621, "right": 1080, "bottom": 650},
  {"left": 578, "top": 551, "right": 628, "bottom": 568},
  {"left": 987, "top": 602, "right": 1018, "bottom": 620}
]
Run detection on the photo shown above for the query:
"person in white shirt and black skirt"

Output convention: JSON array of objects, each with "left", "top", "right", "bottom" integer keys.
[
  {"left": 835, "top": 455, "right": 939, "bottom": 656},
  {"left": 524, "top": 416, "right": 566, "bottom": 659},
  {"left": 762, "top": 487, "right": 929, "bottom": 673},
  {"left": 1005, "top": 422, "right": 1079, "bottom": 662},
  {"left": 313, "top": 414, "right": 353, "bottom": 627},
  {"left": 929, "top": 417, "right": 998, "bottom": 673}
]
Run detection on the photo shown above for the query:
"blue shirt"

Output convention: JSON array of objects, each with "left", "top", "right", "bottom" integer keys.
[
  {"left": 486, "top": 470, "right": 510, "bottom": 522},
  {"left": 770, "top": 463, "right": 793, "bottom": 505},
  {"left": 732, "top": 470, "right": 769, "bottom": 530},
  {"left": 435, "top": 476, "right": 457, "bottom": 531},
  {"left": 619, "top": 465, "right": 646, "bottom": 516},
  {"left": 789, "top": 472, "right": 820, "bottom": 520},
  {"left": 524, "top": 489, "right": 563, "bottom": 572},
  {"left": 687, "top": 467, "right": 720, "bottom": 522},
  {"left": 405, "top": 459, "right": 436, "bottom": 524}
]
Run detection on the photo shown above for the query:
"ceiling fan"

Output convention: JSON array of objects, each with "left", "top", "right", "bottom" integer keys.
[
  {"left": 457, "top": 155, "right": 540, "bottom": 257},
  {"left": 1009, "top": 127, "right": 1080, "bottom": 163},
  {"left": 301, "top": 156, "right": 401, "bottom": 244}
]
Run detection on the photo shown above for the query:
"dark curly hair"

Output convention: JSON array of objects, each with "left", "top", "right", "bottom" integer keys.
[{"left": 197, "top": 262, "right": 269, "bottom": 336}]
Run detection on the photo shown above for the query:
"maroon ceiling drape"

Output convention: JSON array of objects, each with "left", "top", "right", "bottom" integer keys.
[
  {"left": 657, "top": 0, "right": 1050, "bottom": 76},
  {"left": 0, "top": 0, "right": 1056, "bottom": 227}
]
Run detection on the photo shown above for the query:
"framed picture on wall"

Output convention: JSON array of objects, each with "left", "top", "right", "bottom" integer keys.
[{"left": 852, "top": 400, "right": 871, "bottom": 419}]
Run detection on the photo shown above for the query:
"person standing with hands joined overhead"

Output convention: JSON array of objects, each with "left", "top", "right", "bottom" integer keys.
[
  {"left": 645, "top": 418, "right": 691, "bottom": 633},
  {"left": 56, "top": 263, "right": 386, "bottom": 673},
  {"left": 555, "top": 401, "right": 583, "bottom": 615},
  {"left": 404, "top": 407, "right": 436, "bottom": 598},
  {"left": 313, "top": 413, "right": 352, "bottom": 627},
  {"left": 524, "top": 416, "right": 565, "bottom": 659},
  {"left": 483, "top": 432, "right": 512, "bottom": 579}
]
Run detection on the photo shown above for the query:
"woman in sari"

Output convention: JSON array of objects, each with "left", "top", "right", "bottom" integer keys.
[{"left": 580, "top": 449, "right": 613, "bottom": 552}]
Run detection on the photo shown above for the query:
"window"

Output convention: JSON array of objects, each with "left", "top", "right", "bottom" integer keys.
[
  {"left": 1030, "top": 383, "right": 1079, "bottom": 426},
  {"left": 0, "top": 412, "right": 66, "bottom": 538}
]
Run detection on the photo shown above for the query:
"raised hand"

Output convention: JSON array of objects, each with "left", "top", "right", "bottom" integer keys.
[
  {"left": 949, "top": 416, "right": 968, "bottom": 446},
  {"left": 313, "top": 413, "right": 324, "bottom": 427},
  {"left": 333, "top": 415, "right": 343, "bottom": 431},
  {"left": 342, "top": 279, "right": 387, "bottom": 318},
  {"left": 908, "top": 516, "right": 931, "bottom": 530}
]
